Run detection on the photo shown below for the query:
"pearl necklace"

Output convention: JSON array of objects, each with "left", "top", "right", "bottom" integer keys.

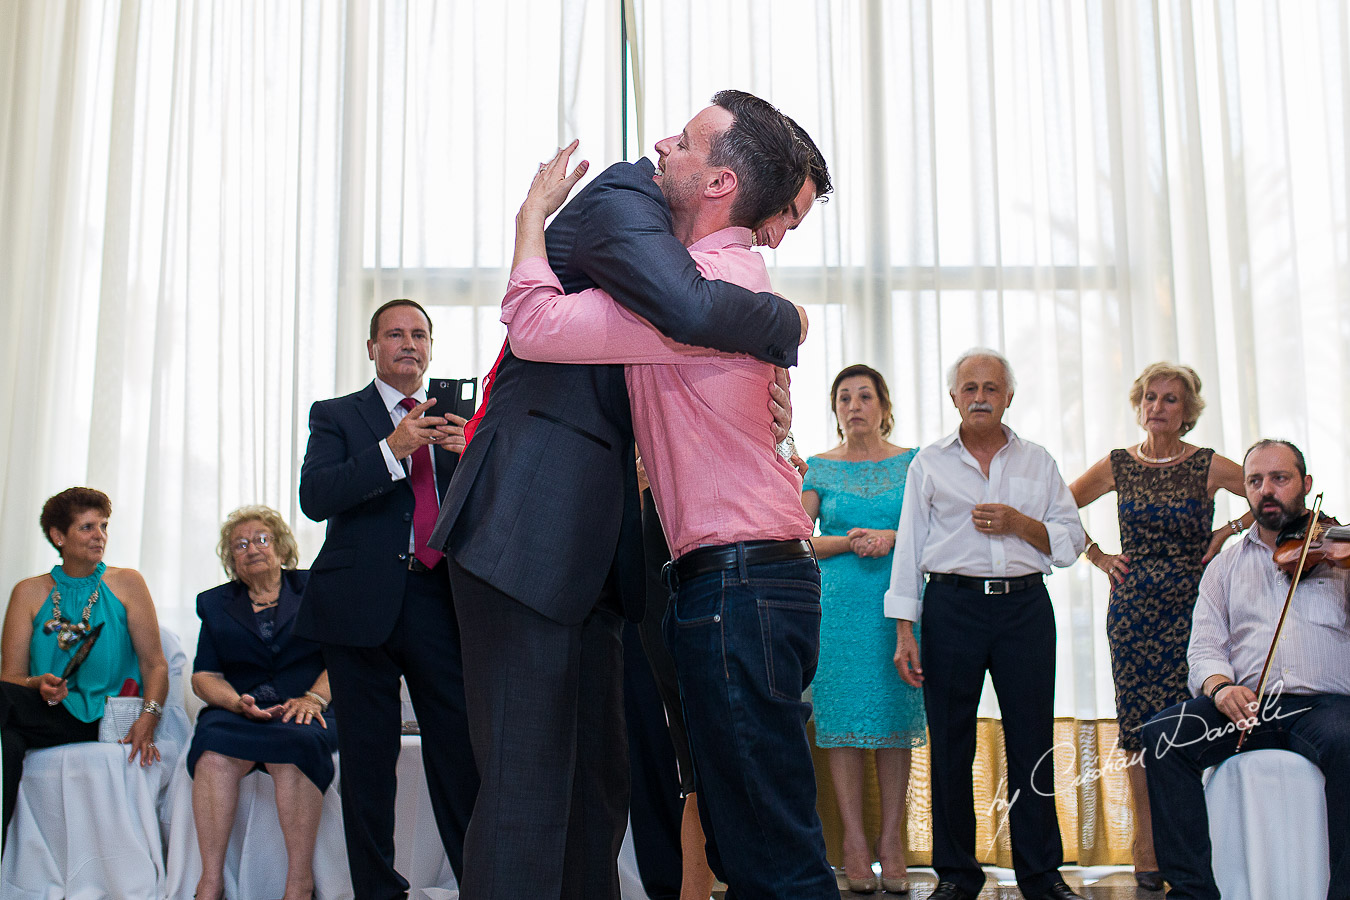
[{"left": 1136, "top": 443, "right": 1184, "bottom": 465}]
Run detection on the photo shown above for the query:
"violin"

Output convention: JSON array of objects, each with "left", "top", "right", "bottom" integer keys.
[{"left": 1271, "top": 510, "right": 1350, "bottom": 576}]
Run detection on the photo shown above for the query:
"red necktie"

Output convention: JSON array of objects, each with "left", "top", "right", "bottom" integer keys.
[
  {"left": 399, "top": 397, "right": 444, "bottom": 569},
  {"left": 462, "top": 339, "right": 508, "bottom": 448}
]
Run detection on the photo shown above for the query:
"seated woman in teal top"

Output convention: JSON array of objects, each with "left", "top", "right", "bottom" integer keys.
[{"left": 0, "top": 487, "right": 169, "bottom": 841}]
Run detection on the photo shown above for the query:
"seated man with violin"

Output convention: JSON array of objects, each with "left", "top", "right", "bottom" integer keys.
[{"left": 1141, "top": 438, "right": 1350, "bottom": 900}]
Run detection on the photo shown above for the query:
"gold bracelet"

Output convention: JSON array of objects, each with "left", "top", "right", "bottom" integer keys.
[{"left": 304, "top": 690, "right": 330, "bottom": 712}]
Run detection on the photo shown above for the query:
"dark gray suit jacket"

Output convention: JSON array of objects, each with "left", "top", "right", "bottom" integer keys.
[{"left": 429, "top": 158, "right": 800, "bottom": 626}]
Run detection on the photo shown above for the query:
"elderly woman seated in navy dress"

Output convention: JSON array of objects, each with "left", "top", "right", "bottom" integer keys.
[{"left": 188, "top": 506, "right": 336, "bottom": 900}]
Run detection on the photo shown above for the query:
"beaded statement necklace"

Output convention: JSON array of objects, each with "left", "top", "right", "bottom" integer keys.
[{"left": 43, "top": 583, "right": 100, "bottom": 651}]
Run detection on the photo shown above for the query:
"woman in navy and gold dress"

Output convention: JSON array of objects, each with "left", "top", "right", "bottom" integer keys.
[
  {"left": 1070, "top": 363, "right": 1248, "bottom": 892},
  {"left": 802, "top": 364, "right": 925, "bottom": 895}
]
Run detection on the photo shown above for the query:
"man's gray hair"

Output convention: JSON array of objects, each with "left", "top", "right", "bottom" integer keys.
[{"left": 946, "top": 347, "right": 1017, "bottom": 394}]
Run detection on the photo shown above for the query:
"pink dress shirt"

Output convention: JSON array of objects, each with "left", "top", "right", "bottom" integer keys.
[{"left": 502, "top": 226, "right": 813, "bottom": 559}]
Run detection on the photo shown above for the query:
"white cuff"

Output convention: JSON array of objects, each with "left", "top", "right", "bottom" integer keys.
[{"left": 379, "top": 439, "right": 407, "bottom": 482}]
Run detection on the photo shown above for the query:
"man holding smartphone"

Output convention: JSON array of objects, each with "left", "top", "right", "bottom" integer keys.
[{"left": 296, "top": 298, "right": 478, "bottom": 900}]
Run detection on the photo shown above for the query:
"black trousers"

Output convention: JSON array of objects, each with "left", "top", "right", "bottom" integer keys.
[
  {"left": 449, "top": 557, "right": 628, "bottom": 900},
  {"left": 321, "top": 564, "right": 478, "bottom": 900},
  {"left": 635, "top": 490, "right": 696, "bottom": 794},
  {"left": 0, "top": 681, "right": 100, "bottom": 843},
  {"left": 921, "top": 580, "right": 1064, "bottom": 896}
]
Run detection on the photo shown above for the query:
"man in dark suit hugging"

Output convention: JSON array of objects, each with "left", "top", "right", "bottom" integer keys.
[{"left": 427, "top": 91, "right": 808, "bottom": 900}]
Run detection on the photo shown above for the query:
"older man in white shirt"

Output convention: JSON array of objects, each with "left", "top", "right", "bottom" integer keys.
[
  {"left": 886, "top": 348, "right": 1086, "bottom": 900},
  {"left": 1141, "top": 439, "right": 1350, "bottom": 900}
]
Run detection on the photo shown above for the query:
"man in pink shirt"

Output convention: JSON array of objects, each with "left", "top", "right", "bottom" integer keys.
[{"left": 502, "top": 101, "right": 836, "bottom": 900}]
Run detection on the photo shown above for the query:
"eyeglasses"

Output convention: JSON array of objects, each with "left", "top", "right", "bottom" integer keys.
[{"left": 231, "top": 533, "right": 274, "bottom": 554}]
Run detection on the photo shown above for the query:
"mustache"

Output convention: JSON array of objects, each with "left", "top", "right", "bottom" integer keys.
[{"left": 967, "top": 401, "right": 994, "bottom": 414}]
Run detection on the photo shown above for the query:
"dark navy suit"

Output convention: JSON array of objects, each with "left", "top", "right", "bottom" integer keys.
[
  {"left": 428, "top": 158, "right": 800, "bottom": 900},
  {"left": 188, "top": 570, "right": 339, "bottom": 790},
  {"left": 296, "top": 382, "right": 477, "bottom": 900}
]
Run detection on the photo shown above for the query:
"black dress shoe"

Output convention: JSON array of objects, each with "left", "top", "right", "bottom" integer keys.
[
  {"left": 1134, "top": 870, "right": 1164, "bottom": 891},
  {"left": 928, "top": 883, "right": 978, "bottom": 900},
  {"left": 1025, "top": 882, "right": 1084, "bottom": 900}
]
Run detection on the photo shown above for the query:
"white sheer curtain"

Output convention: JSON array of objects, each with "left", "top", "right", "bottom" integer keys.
[
  {"left": 2, "top": 0, "right": 1348, "bottom": 761},
  {"left": 0, "top": 0, "right": 617, "bottom": 645},
  {"left": 632, "top": 0, "right": 1350, "bottom": 719}
]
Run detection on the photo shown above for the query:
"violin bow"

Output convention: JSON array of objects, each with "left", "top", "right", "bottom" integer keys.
[{"left": 1236, "top": 491, "right": 1323, "bottom": 750}]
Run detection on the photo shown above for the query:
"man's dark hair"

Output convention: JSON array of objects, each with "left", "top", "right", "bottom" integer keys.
[
  {"left": 1243, "top": 438, "right": 1307, "bottom": 479},
  {"left": 369, "top": 298, "right": 433, "bottom": 342},
  {"left": 784, "top": 113, "right": 832, "bottom": 201},
  {"left": 709, "top": 90, "right": 808, "bottom": 229}
]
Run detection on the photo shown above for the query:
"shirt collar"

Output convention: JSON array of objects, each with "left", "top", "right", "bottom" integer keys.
[
  {"left": 936, "top": 423, "right": 1017, "bottom": 452},
  {"left": 374, "top": 377, "right": 426, "bottom": 413},
  {"left": 687, "top": 226, "right": 753, "bottom": 254}
]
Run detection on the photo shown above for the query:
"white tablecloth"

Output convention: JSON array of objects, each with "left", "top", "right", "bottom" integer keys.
[
  {"left": 0, "top": 627, "right": 191, "bottom": 900},
  {"left": 1205, "top": 748, "right": 1330, "bottom": 899}
]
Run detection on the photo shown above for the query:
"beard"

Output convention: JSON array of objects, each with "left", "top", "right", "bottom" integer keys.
[
  {"left": 658, "top": 169, "right": 703, "bottom": 212},
  {"left": 1252, "top": 493, "right": 1305, "bottom": 532}
]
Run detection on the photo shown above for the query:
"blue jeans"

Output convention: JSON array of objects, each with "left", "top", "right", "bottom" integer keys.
[
  {"left": 1142, "top": 692, "right": 1350, "bottom": 900},
  {"left": 663, "top": 554, "right": 837, "bottom": 900}
]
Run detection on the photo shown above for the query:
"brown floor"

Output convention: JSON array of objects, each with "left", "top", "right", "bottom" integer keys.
[{"left": 713, "top": 867, "right": 1164, "bottom": 899}]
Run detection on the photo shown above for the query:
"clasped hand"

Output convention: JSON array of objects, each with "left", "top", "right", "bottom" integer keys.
[
  {"left": 387, "top": 398, "right": 466, "bottom": 458},
  {"left": 971, "top": 503, "right": 1021, "bottom": 535},
  {"left": 847, "top": 528, "right": 894, "bottom": 558},
  {"left": 238, "top": 692, "right": 327, "bottom": 729}
]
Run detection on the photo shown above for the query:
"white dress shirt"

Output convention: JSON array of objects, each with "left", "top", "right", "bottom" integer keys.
[
  {"left": 883, "top": 425, "right": 1086, "bottom": 621},
  {"left": 374, "top": 377, "right": 432, "bottom": 554},
  {"left": 1188, "top": 528, "right": 1350, "bottom": 697}
]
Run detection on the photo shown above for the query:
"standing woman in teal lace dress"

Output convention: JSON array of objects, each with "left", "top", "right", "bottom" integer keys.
[
  {"left": 0, "top": 487, "right": 169, "bottom": 842},
  {"left": 1069, "top": 363, "right": 1249, "bottom": 892},
  {"left": 802, "top": 364, "right": 925, "bottom": 895}
]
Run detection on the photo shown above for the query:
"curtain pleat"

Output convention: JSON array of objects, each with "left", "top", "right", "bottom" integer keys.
[
  {"left": 2, "top": 1, "right": 1348, "bottom": 871},
  {"left": 811, "top": 719, "right": 1134, "bottom": 867}
]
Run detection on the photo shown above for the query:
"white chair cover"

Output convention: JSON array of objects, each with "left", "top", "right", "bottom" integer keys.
[
  {"left": 164, "top": 735, "right": 459, "bottom": 900},
  {"left": 0, "top": 627, "right": 191, "bottom": 900},
  {"left": 163, "top": 752, "right": 351, "bottom": 900},
  {"left": 1204, "top": 748, "right": 1331, "bottom": 899}
]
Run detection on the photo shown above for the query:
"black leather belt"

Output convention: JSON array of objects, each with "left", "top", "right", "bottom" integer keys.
[
  {"left": 673, "top": 539, "right": 814, "bottom": 583},
  {"left": 927, "top": 572, "right": 1043, "bottom": 595},
  {"left": 407, "top": 556, "right": 441, "bottom": 574}
]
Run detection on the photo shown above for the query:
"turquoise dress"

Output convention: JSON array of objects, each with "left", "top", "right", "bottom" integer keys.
[
  {"left": 29, "top": 563, "right": 142, "bottom": 723},
  {"left": 804, "top": 451, "right": 926, "bottom": 749}
]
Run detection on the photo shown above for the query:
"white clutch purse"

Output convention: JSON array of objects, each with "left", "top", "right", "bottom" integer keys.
[{"left": 97, "top": 696, "right": 144, "bottom": 742}]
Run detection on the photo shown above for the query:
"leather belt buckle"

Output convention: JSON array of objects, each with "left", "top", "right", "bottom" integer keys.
[{"left": 984, "top": 579, "right": 1011, "bottom": 595}]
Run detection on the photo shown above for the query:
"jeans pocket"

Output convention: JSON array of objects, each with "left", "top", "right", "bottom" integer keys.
[
  {"left": 671, "top": 576, "right": 724, "bottom": 627},
  {"left": 754, "top": 578, "right": 822, "bottom": 701}
]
